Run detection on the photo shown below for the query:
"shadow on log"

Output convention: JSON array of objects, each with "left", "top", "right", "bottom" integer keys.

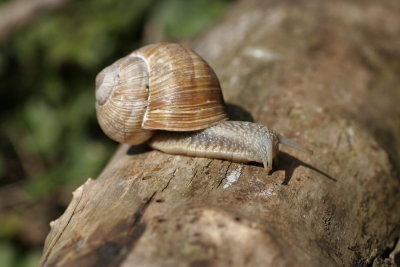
[{"left": 40, "top": 0, "right": 400, "bottom": 266}]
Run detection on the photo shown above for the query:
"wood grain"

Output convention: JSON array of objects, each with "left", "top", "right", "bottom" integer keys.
[{"left": 40, "top": 0, "right": 400, "bottom": 266}]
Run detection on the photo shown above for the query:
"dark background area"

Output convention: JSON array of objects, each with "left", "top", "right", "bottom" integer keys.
[{"left": 0, "top": 0, "right": 234, "bottom": 265}]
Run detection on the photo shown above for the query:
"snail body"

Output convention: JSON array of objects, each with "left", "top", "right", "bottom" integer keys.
[{"left": 96, "top": 43, "right": 311, "bottom": 172}]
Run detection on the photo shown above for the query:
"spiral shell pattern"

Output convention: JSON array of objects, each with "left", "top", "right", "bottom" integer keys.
[
  {"left": 96, "top": 56, "right": 154, "bottom": 144},
  {"left": 95, "top": 43, "right": 228, "bottom": 145}
]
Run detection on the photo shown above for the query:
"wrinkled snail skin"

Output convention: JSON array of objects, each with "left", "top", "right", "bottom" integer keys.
[
  {"left": 149, "top": 121, "right": 311, "bottom": 173},
  {"left": 95, "top": 43, "right": 312, "bottom": 171},
  {"left": 148, "top": 121, "right": 278, "bottom": 172}
]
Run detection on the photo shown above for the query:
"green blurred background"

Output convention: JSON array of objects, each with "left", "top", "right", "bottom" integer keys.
[{"left": 0, "top": 0, "right": 234, "bottom": 265}]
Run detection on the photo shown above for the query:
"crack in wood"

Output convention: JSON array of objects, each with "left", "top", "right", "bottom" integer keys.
[
  {"left": 188, "top": 168, "right": 199, "bottom": 186},
  {"left": 87, "top": 191, "right": 157, "bottom": 267},
  {"left": 162, "top": 170, "right": 177, "bottom": 192},
  {"left": 132, "top": 191, "right": 156, "bottom": 224},
  {"left": 116, "top": 191, "right": 157, "bottom": 266},
  {"left": 205, "top": 159, "right": 213, "bottom": 169},
  {"left": 40, "top": 182, "right": 86, "bottom": 266},
  {"left": 217, "top": 162, "right": 233, "bottom": 189},
  {"left": 224, "top": 162, "right": 233, "bottom": 177},
  {"left": 369, "top": 236, "right": 400, "bottom": 266}
]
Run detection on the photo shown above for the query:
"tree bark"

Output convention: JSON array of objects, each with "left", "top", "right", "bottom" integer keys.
[{"left": 40, "top": 0, "right": 400, "bottom": 266}]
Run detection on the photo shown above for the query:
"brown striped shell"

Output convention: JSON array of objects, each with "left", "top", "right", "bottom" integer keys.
[{"left": 95, "top": 43, "right": 228, "bottom": 145}]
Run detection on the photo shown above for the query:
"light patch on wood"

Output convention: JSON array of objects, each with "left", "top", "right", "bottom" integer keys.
[
  {"left": 255, "top": 184, "right": 280, "bottom": 197},
  {"left": 223, "top": 165, "right": 243, "bottom": 189},
  {"left": 244, "top": 46, "right": 282, "bottom": 61}
]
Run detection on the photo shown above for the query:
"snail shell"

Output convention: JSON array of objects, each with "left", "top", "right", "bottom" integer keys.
[
  {"left": 95, "top": 43, "right": 312, "bottom": 172},
  {"left": 95, "top": 43, "right": 228, "bottom": 145}
]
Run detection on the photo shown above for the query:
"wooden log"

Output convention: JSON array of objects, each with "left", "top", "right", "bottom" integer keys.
[{"left": 40, "top": 0, "right": 400, "bottom": 266}]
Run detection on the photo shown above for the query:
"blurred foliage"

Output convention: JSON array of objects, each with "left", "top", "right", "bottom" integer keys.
[
  {"left": 0, "top": 0, "right": 233, "bottom": 266},
  {"left": 0, "top": 241, "right": 41, "bottom": 267},
  {"left": 146, "top": 0, "right": 230, "bottom": 40}
]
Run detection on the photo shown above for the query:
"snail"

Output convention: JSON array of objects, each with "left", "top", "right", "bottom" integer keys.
[{"left": 95, "top": 43, "right": 312, "bottom": 173}]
